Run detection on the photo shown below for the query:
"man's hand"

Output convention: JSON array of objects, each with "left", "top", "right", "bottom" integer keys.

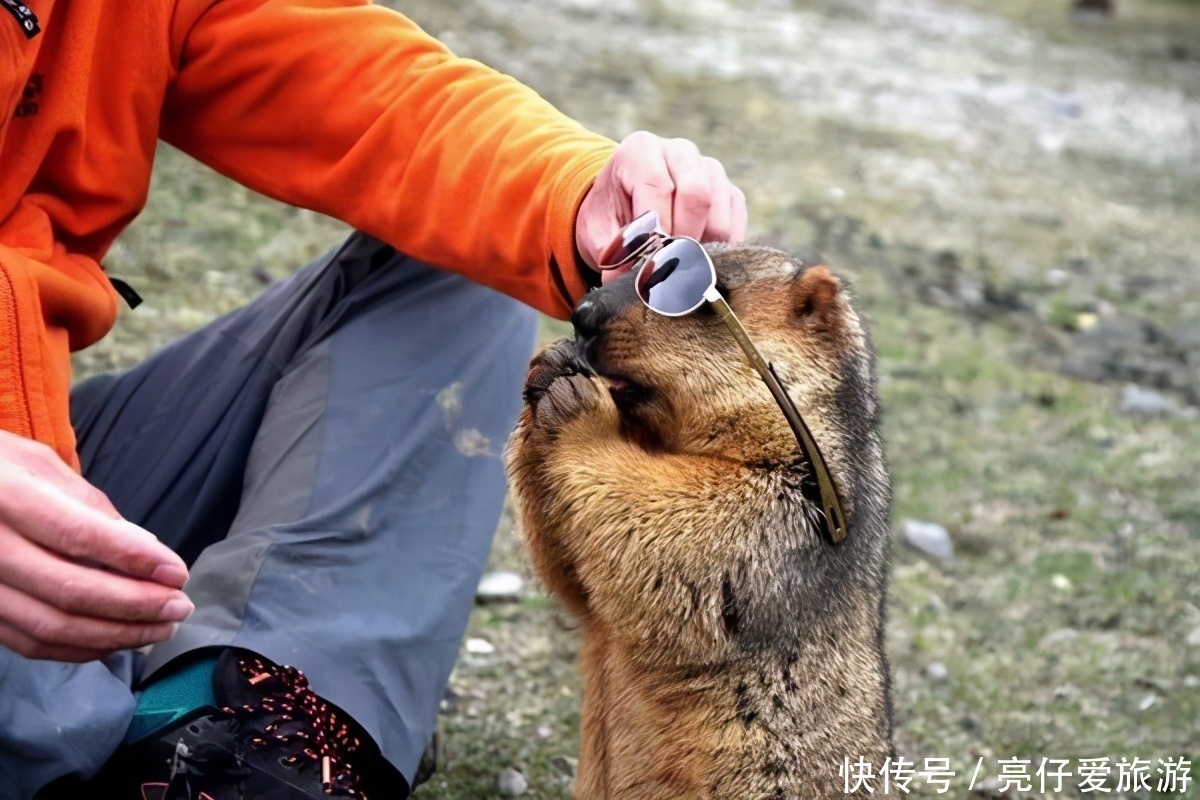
[
  {"left": 0, "top": 431, "right": 193, "bottom": 662},
  {"left": 574, "top": 131, "right": 748, "bottom": 278}
]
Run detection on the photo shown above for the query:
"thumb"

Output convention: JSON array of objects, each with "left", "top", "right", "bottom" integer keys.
[{"left": 575, "top": 132, "right": 673, "bottom": 271}]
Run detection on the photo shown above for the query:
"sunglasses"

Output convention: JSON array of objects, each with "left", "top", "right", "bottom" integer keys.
[{"left": 597, "top": 211, "right": 848, "bottom": 544}]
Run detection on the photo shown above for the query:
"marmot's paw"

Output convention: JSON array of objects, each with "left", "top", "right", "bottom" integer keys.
[
  {"left": 522, "top": 339, "right": 586, "bottom": 405},
  {"left": 522, "top": 339, "right": 601, "bottom": 429}
]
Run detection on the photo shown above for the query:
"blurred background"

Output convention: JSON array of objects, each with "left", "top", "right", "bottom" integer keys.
[{"left": 75, "top": 0, "right": 1200, "bottom": 796}]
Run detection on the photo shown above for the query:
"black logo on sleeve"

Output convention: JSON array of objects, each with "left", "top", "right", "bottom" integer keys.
[
  {"left": 14, "top": 74, "right": 41, "bottom": 118},
  {"left": 1, "top": 0, "right": 39, "bottom": 39}
]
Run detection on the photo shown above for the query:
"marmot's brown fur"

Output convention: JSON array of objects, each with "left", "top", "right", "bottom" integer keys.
[{"left": 506, "top": 244, "right": 893, "bottom": 799}]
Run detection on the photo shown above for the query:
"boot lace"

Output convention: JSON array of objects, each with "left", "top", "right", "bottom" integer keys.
[{"left": 220, "top": 656, "right": 368, "bottom": 798}]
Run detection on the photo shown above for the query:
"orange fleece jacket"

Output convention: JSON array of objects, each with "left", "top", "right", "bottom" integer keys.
[{"left": 0, "top": 0, "right": 616, "bottom": 468}]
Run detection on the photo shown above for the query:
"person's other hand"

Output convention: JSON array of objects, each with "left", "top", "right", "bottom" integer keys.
[
  {"left": 0, "top": 431, "right": 193, "bottom": 662},
  {"left": 575, "top": 131, "right": 748, "bottom": 282}
]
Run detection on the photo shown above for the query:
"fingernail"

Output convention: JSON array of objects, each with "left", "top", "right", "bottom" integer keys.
[
  {"left": 150, "top": 564, "right": 189, "bottom": 588},
  {"left": 160, "top": 596, "right": 195, "bottom": 622}
]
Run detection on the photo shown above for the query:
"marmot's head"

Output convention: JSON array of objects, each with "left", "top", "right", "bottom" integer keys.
[{"left": 571, "top": 243, "right": 888, "bottom": 536}]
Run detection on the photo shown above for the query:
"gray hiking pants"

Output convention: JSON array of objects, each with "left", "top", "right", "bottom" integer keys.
[{"left": 0, "top": 232, "right": 538, "bottom": 800}]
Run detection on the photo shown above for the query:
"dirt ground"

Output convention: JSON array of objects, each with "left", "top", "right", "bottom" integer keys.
[{"left": 74, "top": 0, "right": 1200, "bottom": 797}]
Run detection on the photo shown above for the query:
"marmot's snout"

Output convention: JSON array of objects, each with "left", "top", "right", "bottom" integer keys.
[{"left": 571, "top": 273, "right": 639, "bottom": 341}]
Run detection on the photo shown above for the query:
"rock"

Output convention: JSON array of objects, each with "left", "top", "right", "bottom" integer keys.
[
  {"left": 958, "top": 715, "right": 982, "bottom": 734},
  {"left": 973, "top": 775, "right": 1006, "bottom": 797},
  {"left": 1050, "top": 573, "right": 1074, "bottom": 592},
  {"left": 1120, "top": 384, "right": 1178, "bottom": 417},
  {"left": 1045, "top": 268, "right": 1071, "bottom": 287},
  {"left": 1039, "top": 628, "right": 1079, "bottom": 648},
  {"left": 1062, "top": 314, "right": 1198, "bottom": 406},
  {"left": 476, "top": 571, "right": 526, "bottom": 604},
  {"left": 1038, "top": 88, "right": 1083, "bottom": 118},
  {"left": 1185, "top": 625, "right": 1200, "bottom": 648},
  {"left": 926, "top": 661, "right": 949, "bottom": 683},
  {"left": 1170, "top": 324, "right": 1200, "bottom": 354},
  {"left": 1071, "top": 0, "right": 1113, "bottom": 17},
  {"left": 498, "top": 767, "right": 529, "bottom": 796},
  {"left": 438, "top": 687, "right": 460, "bottom": 714},
  {"left": 465, "top": 637, "right": 495, "bottom": 655},
  {"left": 250, "top": 263, "right": 275, "bottom": 286},
  {"left": 551, "top": 755, "right": 578, "bottom": 777},
  {"left": 903, "top": 520, "right": 954, "bottom": 562}
]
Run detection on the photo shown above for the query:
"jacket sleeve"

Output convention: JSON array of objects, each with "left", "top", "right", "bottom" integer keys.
[{"left": 164, "top": 0, "right": 616, "bottom": 319}]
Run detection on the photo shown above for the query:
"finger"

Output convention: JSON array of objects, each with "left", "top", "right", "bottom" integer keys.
[
  {"left": 0, "top": 583, "right": 179, "bottom": 652},
  {"left": 0, "top": 476, "right": 188, "bottom": 588},
  {"left": 729, "top": 184, "right": 749, "bottom": 243},
  {"left": 698, "top": 158, "right": 734, "bottom": 242},
  {"left": 0, "top": 528, "right": 194, "bottom": 623},
  {"left": 0, "top": 619, "right": 114, "bottom": 663},
  {"left": 0, "top": 431, "right": 121, "bottom": 519},
  {"left": 663, "top": 139, "right": 712, "bottom": 240},
  {"left": 622, "top": 135, "right": 676, "bottom": 234}
]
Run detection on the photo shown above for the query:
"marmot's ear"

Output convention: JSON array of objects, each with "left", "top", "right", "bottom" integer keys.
[{"left": 792, "top": 265, "right": 841, "bottom": 324}]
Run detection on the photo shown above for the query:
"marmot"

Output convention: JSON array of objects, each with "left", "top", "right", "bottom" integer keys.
[{"left": 506, "top": 243, "right": 893, "bottom": 799}]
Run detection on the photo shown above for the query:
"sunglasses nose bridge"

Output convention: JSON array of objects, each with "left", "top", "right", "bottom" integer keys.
[{"left": 599, "top": 211, "right": 669, "bottom": 271}]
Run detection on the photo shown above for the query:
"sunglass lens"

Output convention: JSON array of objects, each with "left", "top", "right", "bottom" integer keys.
[
  {"left": 598, "top": 211, "right": 663, "bottom": 270},
  {"left": 636, "top": 239, "right": 715, "bottom": 315}
]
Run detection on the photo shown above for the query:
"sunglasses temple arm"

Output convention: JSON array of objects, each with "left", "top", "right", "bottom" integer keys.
[{"left": 704, "top": 289, "right": 848, "bottom": 544}]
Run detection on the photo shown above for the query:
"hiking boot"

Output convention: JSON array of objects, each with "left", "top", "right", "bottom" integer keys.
[{"left": 44, "top": 649, "right": 409, "bottom": 800}]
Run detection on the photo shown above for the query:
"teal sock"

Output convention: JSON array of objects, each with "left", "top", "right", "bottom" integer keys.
[{"left": 122, "top": 654, "right": 219, "bottom": 745}]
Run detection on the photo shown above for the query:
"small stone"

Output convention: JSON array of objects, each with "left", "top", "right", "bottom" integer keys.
[
  {"left": 1087, "top": 425, "right": 1115, "bottom": 447},
  {"left": 925, "top": 662, "right": 949, "bottom": 683},
  {"left": 976, "top": 775, "right": 1000, "bottom": 794},
  {"left": 465, "top": 638, "right": 495, "bottom": 655},
  {"left": 1054, "top": 683, "right": 1081, "bottom": 699},
  {"left": 903, "top": 520, "right": 954, "bottom": 562},
  {"left": 551, "top": 755, "right": 578, "bottom": 777},
  {"left": 476, "top": 571, "right": 526, "bottom": 604},
  {"left": 1051, "top": 573, "right": 1073, "bottom": 592},
  {"left": 1120, "top": 384, "right": 1178, "bottom": 418},
  {"left": 1185, "top": 625, "right": 1200, "bottom": 648},
  {"left": 1139, "top": 694, "right": 1159, "bottom": 711},
  {"left": 1170, "top": 324, "right": 1200, "bottom": 352},
  {"left": 438, "top": 688, "right": 460, "bottom": 714},
  {"left": 498, "top": 767, "right": 528, "bottom": 796},
  {"left": 1039, "top": 628, "right": 1079, "bottom": 648},
  {"left": 1046, "top": 268, "right": 1070, "bottom": 287}
]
